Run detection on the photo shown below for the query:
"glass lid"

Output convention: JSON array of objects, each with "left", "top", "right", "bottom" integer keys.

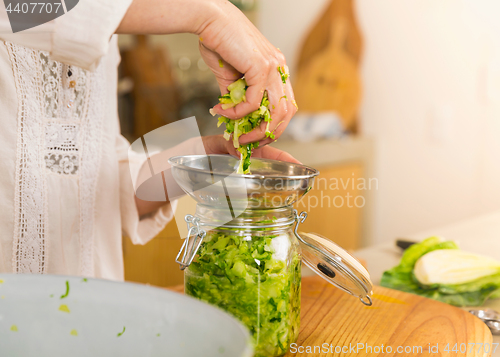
[{"left": 294, "top": 213, "right": 373, "bottom": 305}]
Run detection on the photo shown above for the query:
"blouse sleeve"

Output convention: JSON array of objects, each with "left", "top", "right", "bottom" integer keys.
[
  {"left": 116, "top": 134, "right": 177, "bottom": 245},
  {"left": 0, "top": 0, "right": 133, "bottom": 70}
]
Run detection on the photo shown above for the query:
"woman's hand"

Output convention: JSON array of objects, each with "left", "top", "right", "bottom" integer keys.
[
  {"left": 202, "top": 135, "right": 300, "bottom": 164},
  {"left": 198, "top": 1, "right": 297, "bottom": 146},
  {"left": 118, "top": 0, "right": 297, "bottom": 147}
]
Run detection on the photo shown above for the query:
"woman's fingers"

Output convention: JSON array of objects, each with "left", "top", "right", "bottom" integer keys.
[
  {"left": 211, "top": 84, "right": 264, "bottom": 119},
  {"left": 210, "top": 44, "right": 280, "bottom": 120},
  {"left": 252, "top": 145, "right": 301, "bottom": 164},
  {"left": 199, "top": 42, "right": 241, "bottom": 95},
  {"left": 202, "top": 135, "right": 300, "bottom": 165},
  {"left": 212, "top": 64, "right": 268, "bottom": 119},
  {"left": 202, "top": 135, "right": 239, "bottom": 157},
  {"left": 238, "top": 64, "right": 296, "bottom": 145},
  {"left": 237, "top": 80, "right": 285, "bottom": 144},
  {"left": 259, "top": 73, "right": 297, "bottom": 146}
]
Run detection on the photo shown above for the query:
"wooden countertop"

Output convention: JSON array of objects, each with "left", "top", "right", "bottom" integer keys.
[{"left": 169, "top": 276, "right": 492, "bottom": 356}]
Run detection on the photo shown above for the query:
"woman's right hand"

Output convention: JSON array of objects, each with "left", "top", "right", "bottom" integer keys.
[
  {"left": 196, "top": 0, "right": 297, "bottom": 147},
  {"left": 118, "top": 0, "right": 297, "bottom": 146}
]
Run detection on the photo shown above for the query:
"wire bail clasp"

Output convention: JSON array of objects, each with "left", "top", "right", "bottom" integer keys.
[
  {"left": 176, "top": 215, "right": 206, "bottom": 270},
  {"left": 293, "top": 209, "right": 307, "bottom": 238}
]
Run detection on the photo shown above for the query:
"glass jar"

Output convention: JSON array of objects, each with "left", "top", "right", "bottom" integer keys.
[
  {"left": 183, "top": 205, "right": 301, "bottom": 357},
  {"left": 169, "top": 154, "right": 373, "bottom": 357}
]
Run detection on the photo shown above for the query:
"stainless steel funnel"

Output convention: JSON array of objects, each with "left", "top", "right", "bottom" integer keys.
[{"left": 168, "top": 155, "right": 319, "bottom": 210}]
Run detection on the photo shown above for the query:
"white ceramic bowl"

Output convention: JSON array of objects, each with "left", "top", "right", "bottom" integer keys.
[{"left": 0, "top": 274, "right": 253, "bottom": 357}]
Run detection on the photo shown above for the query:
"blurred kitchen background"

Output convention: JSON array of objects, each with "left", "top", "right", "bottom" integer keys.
[{"left": 118, "top": 0, "right": 500, "bottom": 287}]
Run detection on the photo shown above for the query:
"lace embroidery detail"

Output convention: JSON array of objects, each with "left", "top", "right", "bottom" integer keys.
[
  {"left": 7, "top": 43, "right": 48, "bottom": 274},
  {"left": 45, "top": 122, "right": 79, "bottom": 151},
  {"left": 44, "top": 122, "right": 80, "bottom": 175},
  {"left": 7, "top": 43, "right": 104, "bottom": 275},
  {"left": 40, "top": 53, "right": 61, "bottom": 119},
  {"left": 45, "top": 153, "right": 79, "bottom": 175},
  {"left": 40, "top": 53, "right": 88, "bottom": 121}
]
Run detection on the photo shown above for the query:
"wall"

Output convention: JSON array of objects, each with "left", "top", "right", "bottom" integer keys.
[
  {"left": 259, "top": 0, "right": 500, "bottom": 244},
  {"left": 258, "top": 0, "right": 329, "bottom": 72}
]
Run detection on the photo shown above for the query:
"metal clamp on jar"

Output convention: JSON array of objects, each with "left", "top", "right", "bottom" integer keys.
[{"left": 169, "top": 155, "right": 373, "bottom": 357}]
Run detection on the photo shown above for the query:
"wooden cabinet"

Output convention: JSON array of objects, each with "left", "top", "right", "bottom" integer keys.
[
  {"left": 123, "top": 196, "right": 194, "bottom": 288},
  {"left": 294, "top": 162, "right": 363, "bottom": 250},
  {"left": 123, "top": 162, "right": 364, "bottom": 287},
  {"left": 123, "top": 226, "right": 185, "bottom": 288}
]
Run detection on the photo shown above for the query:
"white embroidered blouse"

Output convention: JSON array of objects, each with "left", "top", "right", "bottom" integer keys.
[{"left": 0, "top": 1, "right": 175, "bottom": 280}]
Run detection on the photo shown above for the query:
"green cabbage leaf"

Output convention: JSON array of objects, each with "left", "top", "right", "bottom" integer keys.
[{"left": 381, "top": 237, "right": 500, "bottom": 306}]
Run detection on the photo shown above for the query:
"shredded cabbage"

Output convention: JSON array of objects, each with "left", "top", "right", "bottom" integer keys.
[
  {"left": 185, "top": 229, "right": 301, "bottom": 356},
  {"left": 216, "top": 78, "right": 274, "bottom": 174}
]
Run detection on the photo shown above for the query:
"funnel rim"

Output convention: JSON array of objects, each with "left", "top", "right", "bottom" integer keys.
[{"left": 168, "top": 154, "right": 320, "bottom": 180}]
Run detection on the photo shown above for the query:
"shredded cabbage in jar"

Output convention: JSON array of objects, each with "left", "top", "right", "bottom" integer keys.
[{"left": 185, "top": 230, "right": 301, "bottom": 356}]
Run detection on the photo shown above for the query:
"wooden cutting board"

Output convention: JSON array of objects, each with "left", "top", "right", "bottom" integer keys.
[
  {"left": 167, "top": 276, "right": 493, "bottom": 356},
  {"left": 294, "top": 0, "right": 363, "bottom": 133},
  {"left": 286, "top": 276, "right": 492, "bottom": 357}
]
